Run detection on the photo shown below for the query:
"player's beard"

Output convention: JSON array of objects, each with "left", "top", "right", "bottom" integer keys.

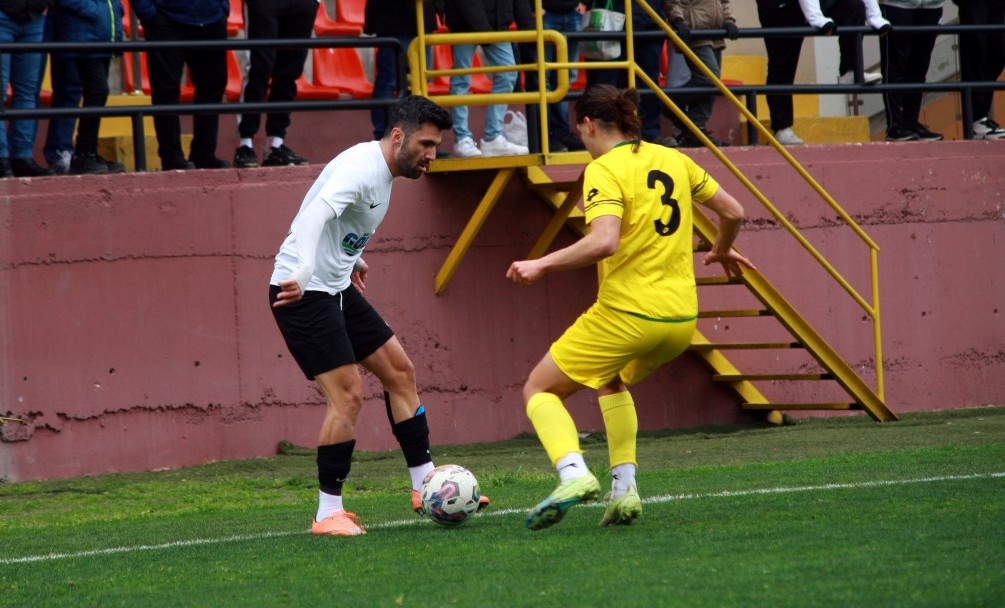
[{"left": 395, "top": 142, "right": 427, "bottom": 179}]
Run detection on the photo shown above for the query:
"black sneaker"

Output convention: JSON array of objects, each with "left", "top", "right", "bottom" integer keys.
[
  {"left": 886, "top": 125, "right": 920, "bottom": 142},
  {"left": 912, "top": 124, "right": 943, "bottom": 142},
  {"left": 69, "top": 153, "right": 110, "bottom": 175},
  {"left": 190, "top": 155, "right": 231, "bottom": 169},
  {"left": 98, "top": 154, "right": 126, "bottom": 174},
  {"left": 162, "top": 157, "right": 196, "bottom": 170},
  {"left": 0, "top": 159, "right": 13, "bottom": 178},
  {"left": 233, "top": 145, "right": 259, "bottom": 168},
  {"left": 647, "top": 135, "right": 679, "bottom": 148},
  {"left": 10, "top": 157, "right": 55, "bottom": 177},
  {"left": 678, "top": 130, "right": 726, "bottom": 148},
  {"left": 262, "top": 144, "right": 309, "bottom": 167}
]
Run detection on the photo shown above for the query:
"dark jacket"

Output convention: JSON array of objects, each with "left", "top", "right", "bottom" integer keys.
[
  {"left": 444, "top": 0, "right": 532, "bottom": 32},
  {"left": 364, "top": 0, "right": 440, "bottom": 36},
  {"left": 51, "top": 0, "right": 123, "bottom": 57},
  {"left": 129, "top": 0, "right": 228, "bottom": 27},
  {"left": 0, "top": 0, "right": 48, "bottom": 21}
]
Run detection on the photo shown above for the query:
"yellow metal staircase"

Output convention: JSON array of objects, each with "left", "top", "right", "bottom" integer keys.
[
  {"left": 415, "top": 0, "right": 896, "bottom": 422},
  {"left": 515, "top": 166, "right": 896, "bottom": 422}
]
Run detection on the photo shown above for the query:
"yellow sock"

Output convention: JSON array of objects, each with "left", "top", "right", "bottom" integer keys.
[
  {"left": 527, "top": 392, "right": 582, "bottom": 467},
  {"left": 599, "top": 391, "right": 638, "bottom": 468}
]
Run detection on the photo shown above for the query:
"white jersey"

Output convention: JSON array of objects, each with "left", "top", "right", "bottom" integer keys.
[{"left": 271, "top": 141, "right": 393, "bottom": 293}]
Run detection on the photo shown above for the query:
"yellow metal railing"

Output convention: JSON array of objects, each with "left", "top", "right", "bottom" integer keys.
[{"left": 409, "top": 0, "right": 884, "bottom": 402}]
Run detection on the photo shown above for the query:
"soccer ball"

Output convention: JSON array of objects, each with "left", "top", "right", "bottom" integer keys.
[{"left": 419, "top": 464, "right": 481, "bottom": 527}]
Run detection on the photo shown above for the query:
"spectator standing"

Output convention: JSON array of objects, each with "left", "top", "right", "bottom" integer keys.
[
  {"left": 0, "top": 0, "right": 53, "bottom": 177},
  {"left": 233, "top": 0, "right": 318, "bottom": 169},
  {"left": 538, "top": 0, "right": 586, "bottom": 150},
  {"left": 663, "top": 0, "right": 740, "bottom": 147},
  {"left": 131, "top": 0, "right": 231, "bottom": 170},
  {"left": 363, "top": 0, "right": 439, "bottom": 141},
  {"left": 799, "top": 0, "right": 892, "bottom": 84},
  {"left": 955, "top": 0, "right": 1005, "bottom": 139},
  {"left": 443, "top": 0, "right": 531, "bottom": 157},
  {"left": 879, "top": 0, "right": 944, "bottom": 141},
  {"left": 49, "top": 0, "right": 128, "bottom": 174},
  {"left": 39, "top": 7, "right": 80, "bottom": 173},
  {"left": 755, "top": 0, "right": 810, "bottom": 144},
  {"left": 584, "top": 0, "right": 672, "bottom": 146}
]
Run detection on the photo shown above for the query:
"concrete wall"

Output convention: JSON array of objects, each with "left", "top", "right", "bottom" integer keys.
[{"left": 2, "top": 138, "right": 1003, "bottom": 482}]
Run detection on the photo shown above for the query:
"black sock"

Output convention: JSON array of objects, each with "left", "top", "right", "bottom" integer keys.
[
  {"left": 392, "top": 412, "right": 433, "bottom": 468},
  {"left": 316, "top": 439, "right": 355, "bottom": 495}
]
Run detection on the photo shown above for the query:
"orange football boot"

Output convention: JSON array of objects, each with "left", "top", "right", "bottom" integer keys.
[{"left": 311, "top": 511, "right": 366, "bottom": 536}]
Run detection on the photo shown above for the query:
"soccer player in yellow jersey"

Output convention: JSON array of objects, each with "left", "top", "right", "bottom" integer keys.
[{"left": 507, "top": 84, "right": 755, "bottom": 530}]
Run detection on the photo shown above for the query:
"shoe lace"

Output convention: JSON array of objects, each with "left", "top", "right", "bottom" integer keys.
[{"left": 984, "top": 118, "right": 1001, "bottom": 130}]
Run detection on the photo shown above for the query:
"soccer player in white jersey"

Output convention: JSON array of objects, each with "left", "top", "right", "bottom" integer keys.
[{"left": 269, "top": 95, "right": 487, "bottom": 537}]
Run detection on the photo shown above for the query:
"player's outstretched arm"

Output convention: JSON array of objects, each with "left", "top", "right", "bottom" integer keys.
[
  {"left": 700, "top": 187, "right": 756, "bottom": 278},
  {"left": 506, "top": 215, "right": 621, "bottom": 285}
]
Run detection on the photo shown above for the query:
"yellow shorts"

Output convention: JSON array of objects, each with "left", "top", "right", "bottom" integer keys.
[{"left": 549, "top": 302, "right": 696, "bottom": 390}]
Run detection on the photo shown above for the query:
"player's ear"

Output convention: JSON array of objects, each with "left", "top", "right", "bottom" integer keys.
[{"left": 390, "top": 126, "right": 405, "bottom": 148}]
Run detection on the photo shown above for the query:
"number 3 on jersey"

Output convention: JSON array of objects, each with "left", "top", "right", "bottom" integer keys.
[{"left": 648, "top": 170, "right": 681, "bottom": 236}]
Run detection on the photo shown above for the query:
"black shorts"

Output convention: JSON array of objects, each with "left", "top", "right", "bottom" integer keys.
[{"left": 269, "top": 284, "right": 395, "bottom": 380}]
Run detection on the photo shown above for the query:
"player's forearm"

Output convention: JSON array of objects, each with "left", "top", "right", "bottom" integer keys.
[{"left": 290, "top": 197, "right": 336, "bottom": 291}]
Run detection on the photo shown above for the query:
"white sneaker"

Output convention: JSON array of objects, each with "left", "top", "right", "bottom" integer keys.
[
  {"left": 479, "top": 135, "right": 529, "bottom": 157},
  {"left": 838, "top": 71, "right": 882, "bottom": 86},
  {"left": 973, "top": 117, "right": 1005, "bottom": 140},
  {"left": 454, "top": 136, "right": 482, "bottom": 158},
  {"left": 50, "top": 149, "right": 72, "bottom": 174},
  {"left": 774, "top": 127, "right": 804, "bottom": 146}
]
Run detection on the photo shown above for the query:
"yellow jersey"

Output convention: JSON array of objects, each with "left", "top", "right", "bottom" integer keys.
[{"left": 583, "top": 141, "right": 719, "bottom": 320}]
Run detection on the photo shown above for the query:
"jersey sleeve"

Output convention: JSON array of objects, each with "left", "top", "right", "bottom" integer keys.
[
  {"left": 315, "top": 162, "right": 363, "bottom": 216},
  {"left": 583, "top": 161, "right": 625, "bottom": 223},
  {"left": 682, "top": 153, "right": 720, "bottom": 204}
]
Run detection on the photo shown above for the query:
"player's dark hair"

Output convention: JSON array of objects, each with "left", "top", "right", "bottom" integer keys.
[
  {"left": 574, "top": 85, "right": 642, "bottom": 147},
  {"left": 386, "top": 95, "right": 452, "bottom": 139}
]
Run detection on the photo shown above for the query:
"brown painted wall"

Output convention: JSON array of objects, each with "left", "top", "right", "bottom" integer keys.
[{"left": 2, "top": 139, "right": 1003, "bottom": 482}]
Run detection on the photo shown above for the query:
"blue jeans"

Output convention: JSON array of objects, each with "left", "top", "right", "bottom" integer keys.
[
  {"left": 41, "top": 13, "right": 82, "bottom": 164},
  {"left": 450, "top": 42, "right": 517, "bottom": 142},
  {"left": 668, "top": 45, "right": 722, "bottom": 130},
  {"left": 370, "top": 37, "right": 433, "bottom": 140},
  {"left": 0, "top": 12, "right": 45, "bottom": 158}
]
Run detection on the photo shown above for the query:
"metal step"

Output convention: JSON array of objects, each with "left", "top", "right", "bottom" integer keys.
[
  {"left": 742, "top": 402, "right": 863, "bottom": 411},
  {"left": 713, "top": 372, "right": 835, "bottom": 381},
  {"left": 698, "top": 309, "right": 772, "bottom": 318},
  {"left": 696, "top": 276, "right": 745, "bottom": 286},
  {"left": 689, "top": 341, "right": 803, "bottom": 351}
]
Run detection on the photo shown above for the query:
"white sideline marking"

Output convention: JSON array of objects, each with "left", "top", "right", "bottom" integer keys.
[{"left": 3, "top": 471, "right": 1002, "bottom": 565}]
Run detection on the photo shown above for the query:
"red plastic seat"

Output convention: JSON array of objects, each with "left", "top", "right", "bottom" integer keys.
[
  {"left": 314, "top": 47, "right": 373, "bottom": 98},
  {"left": 336, "top": 0, "right": 365, "bottom": 28},
  {"left": 121, "top": 0, "right": 143, "bottom": 38},
  {"left": 314, "top": 0, "right": 362, "bottom": 37},
  {"left": 227, "top": 0, "right": 244, "bottom": 37},
  {"left": 297, "top": 47, "right": 373, "bottom": 99}
]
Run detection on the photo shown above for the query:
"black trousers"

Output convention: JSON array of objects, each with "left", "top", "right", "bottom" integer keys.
[
  {"left": 238, "top": 0, "right": 318, "bottom": 140},
  {"left": 879, "top": 5, "right": 942, "bottom": 130},
  {"left": 69, "top": 56, "right": 111, "bottom": 155},
  {"left": 141, "top": 13, "right": 228, "bottom": 164},
  {"left": 756, "top": 0, "right": 806, "bottom": 131},
  {"left": 957, "top": 0, "right": 1005, "bottom": 120}
]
